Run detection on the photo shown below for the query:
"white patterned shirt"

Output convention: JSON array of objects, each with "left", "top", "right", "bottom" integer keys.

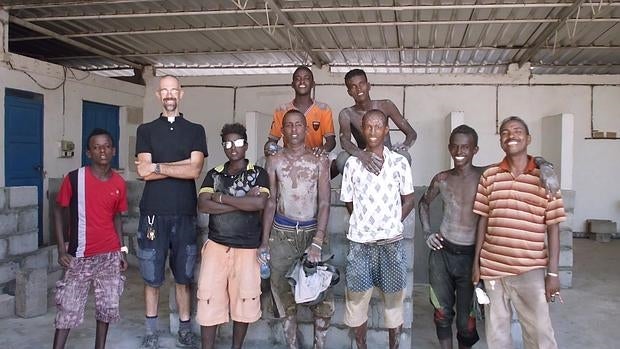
[{"left": 340, "top": 147, "right": 414, "bottom": 243}]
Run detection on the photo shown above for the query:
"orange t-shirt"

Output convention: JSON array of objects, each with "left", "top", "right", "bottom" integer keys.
[{"left": 269, "top": 100, "right": 335, "bottom": 148}]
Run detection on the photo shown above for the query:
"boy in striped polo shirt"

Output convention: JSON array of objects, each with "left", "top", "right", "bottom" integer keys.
[{"left": 472, "top": 116, "right": 565, "bottom": 349}]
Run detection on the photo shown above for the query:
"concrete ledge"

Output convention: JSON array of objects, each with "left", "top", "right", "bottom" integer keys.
[
  {"left": 0, "top": 261, "right": 19, "bottom": 284},
  {"left": 588, "top": 232, "right": 612, "bottom": 243},
  {"left": 0, "top": 294, "right": 15, "bottom": 318},
  {"left": 17, "top": 208, "right": 37, "bottom": 233},
  {"left": 0, "top": 213, "right": 18, "bottom": 236},
  {"left": 0, "top": 189, "right": 6, "bottom": 210},
  {"left": 8, "top": 187, "right": 37, "bottom": 208},
  {"left": 587, "top": 219, "right": 616, "bottom": 234},
  {"left": 0, "top": 239, "right": 7, "bottom": 260},
  {"left": 21, "top": 248, "right": 49, "bottom": 269},
  {"left": 559, "top": 269, "right": 572, "bottom": 288},
  {"left": 8, "top": 231, "right": 38, "bottom": 256},
  {"left": 559, "top": 247, "right": 573, "bottom": 268},
  {"left": 15, "top": 268, "right": 47, "bottom": 318}
]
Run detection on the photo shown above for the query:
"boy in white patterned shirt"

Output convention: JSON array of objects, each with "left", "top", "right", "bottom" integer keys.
[{"left": 340, "top": 109, "right": 415, "bottom": 349}]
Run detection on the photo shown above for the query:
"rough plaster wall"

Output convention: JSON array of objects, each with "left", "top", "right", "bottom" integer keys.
[
  {"left": 497, "top": 85, "right": 620, "bottom": 232},
  {"left": 0, "top": 54, "right": 145, "bottom": 243},
  {"left": 405, "top": 85, "right": 498, "bottom": 184},
  {"left": 152, "top": 75, "right": 620, "bottom": 233},
  {"left": 4, "top": 58, "right": 618, "bottom": 239},
  {"left": 180, "top": 87, "right": 235, "bottom": 173}
]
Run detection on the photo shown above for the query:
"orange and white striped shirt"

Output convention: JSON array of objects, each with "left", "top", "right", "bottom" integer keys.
[{"left": 473, "top": 156, "right": 565, "bottom": 279}]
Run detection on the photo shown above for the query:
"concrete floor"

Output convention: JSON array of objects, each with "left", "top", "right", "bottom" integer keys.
[{"left": 1, "top": 238, "right": 618, "bottom": 349}]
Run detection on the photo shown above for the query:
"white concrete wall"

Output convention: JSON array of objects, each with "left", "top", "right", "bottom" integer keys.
[
  {"left": 141, "top": 67, "right": 620, "bottom": 233},
  {"left": 3, "top": 53, "right": 616, "bottom": 241},
  {"left": 0, "top": 54, "right": 145, "bottom": 243}
]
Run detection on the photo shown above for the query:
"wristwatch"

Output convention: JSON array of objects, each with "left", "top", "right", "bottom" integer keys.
[
  {"left": 154, "top": 163, "right": 161, "bottom": 175},
  {"left": 120, "top": 246, "right": 129, "bottom": 253}
]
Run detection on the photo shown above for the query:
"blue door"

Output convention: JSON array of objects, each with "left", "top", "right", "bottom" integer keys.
[
  {"left": 82, "top": 101, "right": 120, "bottom": 168},
  {"left": 4, "top": 89, "right": 44, "bottom": 244}
]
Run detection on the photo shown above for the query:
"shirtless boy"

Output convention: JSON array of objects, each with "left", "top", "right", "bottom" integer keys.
[
  {"left": 336, "top": 68, "right": 417, "bottom": 175},
  {"left": 418, "top": 125, "right": 482, "bottom": 349},
  {"left": 260, "top": 110, "right": 333, "bottom": 349},
  {"left": 419, "top": 125, "right": 560, "bottom": 349}
]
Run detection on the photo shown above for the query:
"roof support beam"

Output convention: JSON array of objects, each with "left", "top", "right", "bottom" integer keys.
[
  {"left": 3, "top": 0, "right": 160, "bottom": 10},
  {"left": 45, "top": 45, "right": 620, "bottom": 61},
  {"left": 262, "top": 0, "right": 325, "bottom": 67},
  {"left": 9, "top": 16, "right": 142, "bottom": 69},
  {"left": 517, "top": 0, "right": 586, "bottom": 67},
  {"left": 12, "top": 17, "right": 620, "bottom": 42},
  {"left": 9, "top": 15, "right": 141, "bottom": 69},
  {"left": 18, "top": 3, "right": 620, "bottom": 22}
]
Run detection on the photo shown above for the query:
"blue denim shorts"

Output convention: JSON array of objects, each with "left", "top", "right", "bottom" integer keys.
[{"left": 137, "top": 215, "right": 198, "bottom": 287}]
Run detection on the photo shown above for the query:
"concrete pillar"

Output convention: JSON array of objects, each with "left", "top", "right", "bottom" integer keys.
[
  {"left": 542, "top": 113, "right": 575, "bottom": 288},
  {"left": 0, "top": 10, "right": 8, "bottom": 60},
  {"left": 15, "top": 268, "right": 47, "bottom": 318},
  {"left": 142, "top": 65, "right": 159, "bottom": 120},
  {"left": 245, "top": 111, "right": 274, "bottom": 165}
]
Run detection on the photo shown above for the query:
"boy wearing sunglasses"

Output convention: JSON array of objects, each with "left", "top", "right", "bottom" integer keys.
[{"left": 197, "top": 123, "right": 270, "bottom": 349}]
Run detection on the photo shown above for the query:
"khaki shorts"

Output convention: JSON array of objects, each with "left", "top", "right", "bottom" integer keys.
[
  {"left": 196, "top": 240, "right": 261, "bottom": 326},
  {"left": 344, "top": 288, "right": 405, "bottom": 329}
]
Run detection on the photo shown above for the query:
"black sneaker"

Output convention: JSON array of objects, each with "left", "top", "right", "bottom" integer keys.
[
  {"left": 140, "top": 333, "right": 159, "bottom": 349},
  {"left": 176, "top": 329, "right": 198, "bottom": 348}
]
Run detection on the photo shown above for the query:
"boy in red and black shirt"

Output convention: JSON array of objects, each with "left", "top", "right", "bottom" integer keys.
[{"left": 53, "top": 128, "right": 128, "bottom": 349}]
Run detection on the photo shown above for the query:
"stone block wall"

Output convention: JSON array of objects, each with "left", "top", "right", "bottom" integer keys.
[
  {"left": 179, "top": 187, "right": 416, "bottom": 348},
  {"left": 89, "top": 178, "right": 575, "bottom": 346},
  {"left": 117, "top": 179, "right": 417, "bottom": 348},
  {"left": 0, "top": 186, "right": 60, "bottom": 318},
  {"left": 559, "top": 190, "right": 575, "bottom": 288}
]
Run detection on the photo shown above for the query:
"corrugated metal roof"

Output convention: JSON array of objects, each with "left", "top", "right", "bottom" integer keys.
[{"left": 4, "top": 0, "right": 620, "bottom": 76}]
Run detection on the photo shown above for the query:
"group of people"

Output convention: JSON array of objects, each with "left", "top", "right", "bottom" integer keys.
[{"left": 51, "top": 66, "right": 566, "bottom": 349}]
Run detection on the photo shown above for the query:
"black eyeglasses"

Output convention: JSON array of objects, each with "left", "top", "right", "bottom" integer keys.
[{"left": 222, "top": 139, "right": 246, "bottom": 149}]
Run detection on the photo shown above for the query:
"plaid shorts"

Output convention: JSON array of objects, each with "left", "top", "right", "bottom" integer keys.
[{"left": 55, "top": 251, "right": 125, "bottom": 329}]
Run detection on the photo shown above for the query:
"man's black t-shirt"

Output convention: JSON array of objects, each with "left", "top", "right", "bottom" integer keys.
[
  {"left": 199, "top": 161, "right": 269, "bottom": 248},
  {"left": 136, "top": 115, "right": 208, "bottom": 216}
]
